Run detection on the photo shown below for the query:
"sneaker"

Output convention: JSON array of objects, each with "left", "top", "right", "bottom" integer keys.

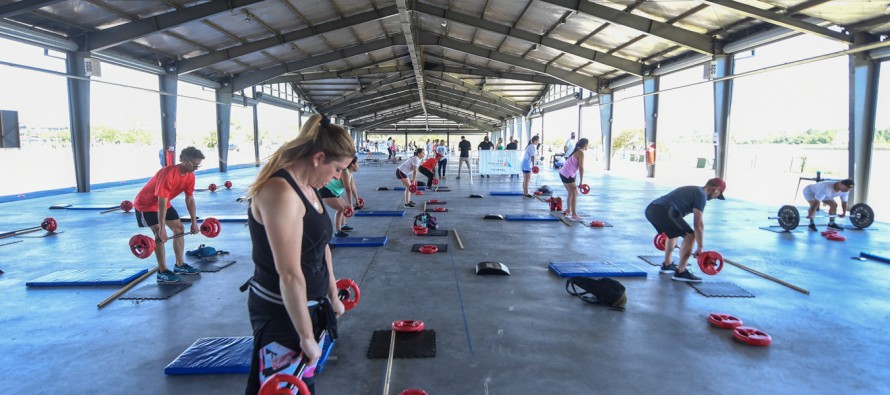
[
  {"left": 174, "top": 263, "right": 200, "bottom": 275},
  {"left": 341, "top": 225, "right": 354, "bottom": 231},
  {"left": 403, "top": 202, "right": 416, "bottom": 208},
  {"left": 659, "top": 263, "right": 678, "bottom": 274},
  {"left": 334, "top": 231, "right": 349, "bottom": 238},
  {"left": 523, "top": 194, "right": 534, "bottom": 198},
  {"left": 157, "top": 269, "right": 181, "bottom": 283},
  {"left": 808, "top": 223, "right": 817, "bottom": 231},
  {"left": 486, "top": 175, "right": 490, "bottom": 178},
  {"left": 827, "top": 223, "right": 843, "bottom": 230},
  {"left": 672, "top": 269, "right": 702, "bottom": 283}
]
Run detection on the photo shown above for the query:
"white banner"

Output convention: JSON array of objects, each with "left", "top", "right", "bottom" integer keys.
[{"left": 478, "top": 150, "right": 522, "bottom": 175}]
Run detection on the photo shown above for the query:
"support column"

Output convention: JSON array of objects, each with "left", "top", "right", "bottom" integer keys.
[
  {"left": 577, "top": 103, "right": 582, "bottom": 138},
  {"left": 297, "top": 109, "right": 303, "bottom": 131},
  {"left": 712, "top": 55, "right": 734, "bottom": 180},
  {"left": 66, "top": 51, "right": 91, "bottom": 192},
  {"left": 252, "top": 104, "right": 260, "bottom": 166},
  {"left": 848, "top": 33, "right": 881, "bottom": 204},
  {"left": 216, "top": 84, "right": 233, "bottom": 172},
  {"left": 643, "top": 76, "right": 660, "bottom": 178},
  {"left": 598, "top": 88, "right": 613, "bottom": 171},
  {"left": 159, "top": 69, "right": 178, "bottom": 155}
]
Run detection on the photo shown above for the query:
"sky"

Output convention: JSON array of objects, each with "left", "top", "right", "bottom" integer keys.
[{"left": 1, "top": 32, "right": 888, "bottom": 143}]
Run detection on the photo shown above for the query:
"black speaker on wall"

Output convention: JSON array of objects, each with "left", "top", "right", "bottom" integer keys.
[{"left": 0, "top": 110, "right": 21, "bottom": 148}]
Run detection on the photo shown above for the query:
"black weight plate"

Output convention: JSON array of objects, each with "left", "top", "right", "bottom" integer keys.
[
  {"left": 777, "top": 205, "right": 800, "bottom": 231},
  {"left": 848, "top": 203, "right": 874, "bottom": 229}
]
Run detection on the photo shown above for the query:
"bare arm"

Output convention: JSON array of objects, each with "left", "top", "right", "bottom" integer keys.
[
  {"left": 157, "top": 197, "right": 169, "bottom": 242},
  {"left": 184, "top": 194, "right": 198, "bottom": 234},
  {"left": 253, "top": 178, "right": 322, "bottom": 363},
  {"left": 341, "top": 171, "right": 354, "bottom": 207},
  {"left": 576, "top": 151, "right": 584, "bottom": 185},
  {"left": 692, "top": 209, "right": 704, "bottom": 255},
  {"left": 324, "top": 245, "right": 345, "bottom": 316}
]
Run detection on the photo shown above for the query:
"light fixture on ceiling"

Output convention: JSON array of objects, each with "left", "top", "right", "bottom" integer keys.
[
  {"left": 533, "top": 43, "right": 541, "bottom": 51},
  {"left": 441, "top": 20, "right": 447, "bottom": 27}
]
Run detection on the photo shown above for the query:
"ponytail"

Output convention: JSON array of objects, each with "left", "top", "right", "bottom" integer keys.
[{"left": 247, "top": 114, "right": 355, "bottom": 198}]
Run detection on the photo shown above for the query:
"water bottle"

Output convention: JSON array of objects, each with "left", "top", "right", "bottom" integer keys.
[{"left": 816, "top": 170, "right": 821, "bottom": 182}]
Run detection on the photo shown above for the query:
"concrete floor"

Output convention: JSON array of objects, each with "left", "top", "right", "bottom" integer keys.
[{"left": 1, "top": 160, "right": 889, "bottom": 395}]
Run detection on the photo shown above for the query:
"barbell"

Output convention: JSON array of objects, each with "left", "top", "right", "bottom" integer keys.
[
  {"left": 768, "top": 203, "right": 874, "bottom": 230},
  {"left": 0, "top": 217, "right": 58, "bottom": 240},
  {"left": 652, "top": 233, "right": 724, "bottom": 275},
  {"left": 100, "top": 200, "right": 134, "bottom": 214},
  {"left": 128, "top": 217, "right": 221, "bottom": 259}
]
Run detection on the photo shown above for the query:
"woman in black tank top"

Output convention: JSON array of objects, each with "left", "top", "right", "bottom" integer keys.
[{"left": 243, "top": 114, "right": 356, "bottom": 395}]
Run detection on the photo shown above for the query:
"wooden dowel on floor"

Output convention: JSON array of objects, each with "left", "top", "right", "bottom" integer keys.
[
  {"left": 98, "top": 267, "right": 158, "bottom": 308},
  {"left": 452, "top": 228, "right": 464, "bottom": 250},
  {"left": 725, "top": 258, "right": 810, "bottom": 295},
  {"left": 553, "top": 213, "right": 571, "bottom": 227}
]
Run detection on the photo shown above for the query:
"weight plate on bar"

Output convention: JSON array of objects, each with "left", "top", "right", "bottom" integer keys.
[
  {"left": 777, "top": 205, "right": 800, "bottom": 231},
  {"left": 848, "top": 203, "right": 874, "bottom": 229}
]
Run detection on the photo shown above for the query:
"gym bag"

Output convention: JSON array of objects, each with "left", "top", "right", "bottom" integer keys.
[
  {"left": 565, "top": 277, "right": 627, "bottom": 311},
  {"left": 186, "top": 244, "right": 218, "bottom": 258},
  {"left": 413, "top": 213, "right": 438, "bottom": 230}
]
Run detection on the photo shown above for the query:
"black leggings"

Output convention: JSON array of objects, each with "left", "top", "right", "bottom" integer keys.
[
  {"left": 419, "top": 167, "right": 435, "bottom": 187},
  {"left": 437, "top": 159, "right": 447, "bottom": 177}
]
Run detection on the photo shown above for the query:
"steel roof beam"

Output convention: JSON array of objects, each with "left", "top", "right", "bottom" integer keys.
[
  {"left": 425, "top": 81, "right": 523, "bottom": 116},
  {"left": 395, "top": 0, "right": 428, "bottom": 119},
  {"left": 425, "top": 64, "right": 560, "bottom": 84},
  {"left": 322, "top": 81, "right": 417, "bottom": 113},
  {"left": 320, "top": 71, "right": 416, "bottom": 110},
  {"left": 539, "top": 0, "right": 715, "bottom": 55},
  {"left": 0, "top": 0, "right": 63, "bottom": 19},
  {"left": 426, "top": 71, "right": 527, "bottom": 114},
  {"left": 699, "top": 0, "right": 851, "bottom": 43}
]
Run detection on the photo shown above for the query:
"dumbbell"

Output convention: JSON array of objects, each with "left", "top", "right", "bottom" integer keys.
[
  {"left": 0, "top": 217, "right": 58, "bottom": 240},
  {"left": 578, "top": 184, "right": 590, "bottom": 195},
  {"left": 224, "top": 180, "right": 233, "bottom": 189},
  {"left": 259, "top": 279, "right": 361, "bottom": 395},
  {"left": 100, "top": 200, "right": 134, "bottom": 214},
  {"left": 128, "top": 217, "right": 221, "bottom": 259},
  {"left": 208, "top": 183, "right": 218, "bottom": 192},
  {"left": 354, "top": 197, "right": 365, "bottom": 210}
]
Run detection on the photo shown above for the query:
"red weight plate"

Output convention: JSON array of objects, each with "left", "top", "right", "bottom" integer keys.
[
  {"left": 707, "top": 313, "right": 743, "bottom": 329},
  {"left": 733, "top": 326, "right": 772, "bottom": 346},
  {"left": 532, "top": 166, "right": 540, "bottom": 174},
  {"left": 590, "top": 221, "right": 605, "bottom": 227},
  {"left": 653, "top": 233, "right": 667, "bottom": 251},
  {"left": 120, "top": 200, "right": 134, "bottom": 212},
  {"left": 821, "top": 230, "right": 837, "bottom": 237},
  {"left": 414, "top": 191, "right": 424, "bottom": 195},
  {"left": 413, "top": 227, "right": 429, "bottom": 235},
  {"left": 433, "top": 207, "right": 446, "bottom": 212},
  {"left": 41, "top": 217, "right": 58, "bottom": 232},
  {"left": 579, "top": 184, "right": 590, "bottom": 194},
  {"left": 392, "top": 320, "right": 425, "bottom": 332},
  {"left": 697, "top": 251, "right": 724, "bottom": 275},
  {"left": 201, "top": 218, "right": 222, "bottom": 238},
  {"left": 336, "top": 278, "right": 361, "bottom": 310},
  {"left": 533, "top": 191, "right": 543, "bottom": 195},
  {"left": 399, "top": 390, "right": 429, "bottom": 395},
  {"left": 129, "top": 234, "right": 155, "bottom": 259},
  {"left": 208, "top": 183, "right": 218, "bottom": 192},
  {"left": 224, "top": 180, "right": 233, "bottom": 189},
  {"left": 356, "top": 198, "right": 365, "bottom": 209},
  {"left": 428, "top": 199, "right": 440, "bottom": 203},
  {"left": 408, "top": 184, "right": 417, "bottom": 193},
  {"left": 259, "top": 373, "right": 310, "bottom": 395},
  {"left": 826, "top": 233, "right": 846, "bottom": 241},
  {"left": 419, "top": 245, "right": 438, "bottom": 254},
  {"left": 343, "top": 207, "right": 354, "bottom": 218},
  {"left": 432, "top": 178, "right": 439, "bottom": 185}
]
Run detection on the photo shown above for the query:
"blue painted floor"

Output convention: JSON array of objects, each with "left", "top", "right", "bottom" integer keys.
[{"left": 1, "top": 160, "right": 888, "bottom": 394}]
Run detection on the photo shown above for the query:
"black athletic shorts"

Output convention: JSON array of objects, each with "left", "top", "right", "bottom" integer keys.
[
  {"left": 395, "top": 169, "right": 408, "bottom": 179},
  {"left": 135, "top": 206, "right": 181, "bottom": 228},
  {"left": 318, "top": 187, "right": 339, "bottom": 199},
  {"left": 559, "top": 174, "right": 576, "bottom": 184},
  {"left": 645, "top": 203, "right": 693, "bottom": 239}
]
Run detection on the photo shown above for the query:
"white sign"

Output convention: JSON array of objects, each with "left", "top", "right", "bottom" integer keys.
[
  {"left": 478, "top": 150, "right": 522, "bottom": 175},
  {"left": 84, "top": 58, "right": 102, "bottom": 77}
]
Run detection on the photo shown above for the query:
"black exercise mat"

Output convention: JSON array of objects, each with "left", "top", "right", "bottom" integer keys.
[
  {"left": 416, "top": 230, "right": 448, "bottom": 237},
  {"left": 688, "top": 281, "right": 754, "bottom": 298},
  {"left": 121, "top": 282, "right": 192, "bottom": 300},
  {"left": 758, "top": 226, "right": 801, "bottom": 234},
  {"left": 190, "top": 260, "right": 236, "bottom": 273},
  {"left": 367, "top": 330, "right": 436, "bottom": 359},
  {"left": 425, "top": 201, "right": 447, "bottom": 205},
  {"left": 637, "top": 255, "right": 677, "bottom": 267},
  {"left": 411, "top": 243, "right": 448, "bottom": 252}
]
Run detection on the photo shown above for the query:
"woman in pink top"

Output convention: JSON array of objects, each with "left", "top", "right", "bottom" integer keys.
[{"left": 558, "top": 138, "right": 589, "bottom": 220}]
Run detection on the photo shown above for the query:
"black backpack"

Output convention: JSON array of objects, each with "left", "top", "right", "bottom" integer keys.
[
  {"left": 413, "top": 213, "right": 438, "bottom": 230},
  {"left": 565, "top": 277, "right": 627, "bottom": 311}
]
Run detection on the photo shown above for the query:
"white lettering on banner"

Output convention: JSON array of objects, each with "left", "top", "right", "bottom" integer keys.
[{"left": 478, "top": 151, "right": 522, "bottom": 175}]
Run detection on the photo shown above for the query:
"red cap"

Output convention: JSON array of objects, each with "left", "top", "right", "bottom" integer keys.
[{"left": 708, "top": 178, "right": 726, "bottom": 200}]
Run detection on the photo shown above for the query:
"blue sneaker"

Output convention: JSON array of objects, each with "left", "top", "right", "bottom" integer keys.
[
  {"left": 173, "top": 263, "right": 200, "bottom": 275},
  {"left": 341, "top": 225, "right": 354, "bottom": 231},
  {"left": 157, "top": 269, "right": 181, "bottom": 283}
]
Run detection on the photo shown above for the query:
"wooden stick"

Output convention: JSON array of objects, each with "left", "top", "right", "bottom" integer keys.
[
  {"left": 98, "top": 267, "right": 159, "bottom": 308},
  {"left": 99, "top": 207, "right": 120, "bottom": 214},
  {"left": 724, "top": 258, "right": 810, "bottom": 295},
  {"left": 452, "top": 228, "right": 464, "bottom": 250},
  {"left": 382, "top": 329, "right": 397, "bottom": 395},
  {"left": 552, "top": 213, "right": 571, "bottom": 227}
]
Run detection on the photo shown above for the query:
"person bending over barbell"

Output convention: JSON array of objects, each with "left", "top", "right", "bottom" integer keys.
[
  {"left": 243, "top": 114, "right": 354, "bottom": 395},
  {"left": 133, "top": 146, "right": 205, "bottom": 283},
  {"left": 320, "top": 156, "right": 359, "bottom": 237},
  {"left": 396, "top": 148, "right": 425, "bottom": 208},
  {"left": 802, "top": 179, "right": 853, "bottom": 232},
  {"left": 644, "top": 178, "right": 726, "bottom": 283},
  {"left": 558, "top": 138, "right": 589, "bottom": 221}
]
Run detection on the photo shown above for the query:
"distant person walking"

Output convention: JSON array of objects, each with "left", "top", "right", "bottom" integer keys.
[{"left": 456, "top": 136, "right": 472, "bottom": 180}]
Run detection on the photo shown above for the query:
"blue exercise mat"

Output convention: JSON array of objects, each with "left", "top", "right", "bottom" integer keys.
[
  {"left": 49, "top": 204, "right": 118, "bottom": 210},
  {"left": 860, "top": 252, "right": 890, "bottom": 264},
  {"left": 489, "top": 191, "right": 524, "bottom": 196},
  {"left": 504, "top": 214, "right": 558, "bottom": 221},
  {"left": 393, "top": 186, "right": 426, "bottom": 191},
  {"left": 330, "top": 236, "right": 388, "bottom": 247},
  {"left": 26, "top": 268, "right": 149, "bottom": 287},
  {"left": 548, "top": 262, "right": 647, "bottom": 277},
  {"left": 164, "top": 336, "right": 252, "bottom": 375},
  {"left": 354, "top": 211, "right": 405, "bottom": 217}
]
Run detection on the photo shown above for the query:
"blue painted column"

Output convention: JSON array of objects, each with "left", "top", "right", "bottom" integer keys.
[
  {"left": 66, "top": 51, "right": 91, "bottom": 192},
  {"left": 848, "top": 33, "right": 880, "bottom": 204},
  {"left": 643, "top": 76, "right": 660, "bottom": 178},
  {"left": 712, "top": 55, "right": 734, "bottom": 180},
  {"left": 215, "top": 84, "right": 233, "bottom": 172},
  {"left": 598, "top": 88, "right": 613, "bottom": 171}
]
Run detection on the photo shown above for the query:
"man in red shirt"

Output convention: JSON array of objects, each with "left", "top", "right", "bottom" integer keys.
[{"left": 134, "top": 146, "right": 205, "bottom": 282}]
